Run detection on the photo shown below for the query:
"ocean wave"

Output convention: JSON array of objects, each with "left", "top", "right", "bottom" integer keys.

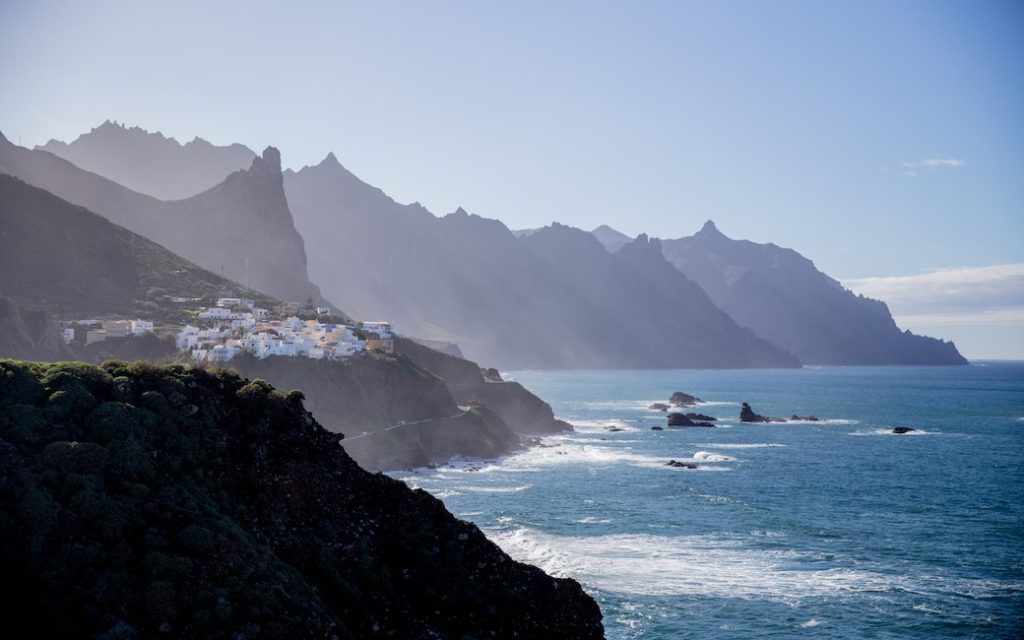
[
  {"left": 692, "top": 451, "right": 736, "bottom": 462},
  {"left": 460, "top": 484, "right": 533, "bottom": 493},
  {"left": 706, "top": 443, "right": 786, "bottom": 449},
  {"left": 574, "top": 516, "right": 613, "bottom": 524},
  {"left": 564, "top": 419, "right": 640, "bottom": 433},
  {"left": 485, "top": 528, "right": 1020, "bottom": 601}
]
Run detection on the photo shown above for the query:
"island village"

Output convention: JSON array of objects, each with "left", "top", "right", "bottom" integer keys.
[{"left": 60, "top": 296, "right": 394, "bottom": 363}]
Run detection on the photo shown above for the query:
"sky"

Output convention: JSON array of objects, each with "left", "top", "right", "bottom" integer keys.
[{"left": 1, "top": 0, "right": 1021, "bottom": 358}]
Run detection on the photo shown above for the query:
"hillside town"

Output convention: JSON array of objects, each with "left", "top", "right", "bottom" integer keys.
[{"left": 61, "top": 297, "right": 394, "bottom": 363}]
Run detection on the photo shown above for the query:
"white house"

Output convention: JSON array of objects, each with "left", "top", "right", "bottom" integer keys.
[
  {"left": 131, "top": 320, "right": 155, "bottom": 335},
  {"left": 360, "top": 321, "right": 393, "bottom": 339}
]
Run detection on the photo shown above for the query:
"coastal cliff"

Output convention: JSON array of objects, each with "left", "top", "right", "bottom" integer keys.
[
  {"left": 0, "top": 359, "right": 604, "bottom": 638},
  {"left": 228, "top": 352, "right": 524, "bottom": 471},
  {"left": 395, "top": 337, "right": 571, "bottom": 435}
]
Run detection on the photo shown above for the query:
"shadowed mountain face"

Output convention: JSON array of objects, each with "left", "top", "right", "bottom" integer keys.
[
  {"left": 37, "top": 120, "right": 256, "bottom": 200},
  {"left": 283, "top": 155, "right": 798, "bottom": 369},
  {"left": 657, "top": 221, "right": 967, "bottom": 365},
  {"left": 0, "top": 134, "right": 324, "bottom": 305},
  {"left": 0, "top": 174, "right": 266, "bottom": 317}
]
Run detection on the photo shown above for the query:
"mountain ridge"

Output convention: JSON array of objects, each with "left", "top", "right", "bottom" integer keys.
[
  {"left": 0, "top": 135, "right": 325, "bottom": 306},
  {"left": 37, "top": 120, "right": 255, "bottom": 200},
  {"left": 655, "top": 221, "right": 967, "bottom": 365},
  {"left": 283, "top": 157, "right": 798, "bottom": 368}
]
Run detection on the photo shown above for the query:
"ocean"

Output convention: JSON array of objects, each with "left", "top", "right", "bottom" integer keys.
[{"left": 395, "top": 363, "right": 1024, "bottom": 638}]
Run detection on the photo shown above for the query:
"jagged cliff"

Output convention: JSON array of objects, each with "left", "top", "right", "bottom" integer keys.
[
  {"left": 0, "top": 359, "right": 604, "bottom": 638},
  {"left": 659, "top": 221, "right": 967, "bottom": 365},
  {"left": 0, "top": 134, "right": 324, "bottom": 305},
  {"left": 283, "top": 154, "right": 798, "bottom": 368},
  {"left": 37, "top": 120, "right": 256, "bottom": 200}
]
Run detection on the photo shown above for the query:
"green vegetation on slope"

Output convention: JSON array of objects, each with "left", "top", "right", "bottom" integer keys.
[{"left": 0, "top": 359, "right": 603, "bottom": 639}]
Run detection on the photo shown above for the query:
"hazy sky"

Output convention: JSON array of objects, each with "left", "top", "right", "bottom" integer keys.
[{"left": 1, "top": 1, "right": 1021, "bottom": 357}]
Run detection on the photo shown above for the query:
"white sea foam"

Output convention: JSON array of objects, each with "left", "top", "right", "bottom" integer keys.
[
  {"left": 692, "top": 451, "right": 736, "bottom": 462},
  {"left": 800, "top": 619, "right": 822, "bottom": 628},
  {"left": 565, "top": 418, "right": 640, "bottom": 433},
  {"left": 485, "top": 528, "right": 1019, "bottom": 601},
  {"left": 574, "top": 516, "right": 613, "bottom": 524},
  {"left": 460, "top": 484, "right": 533, "bottom": 493}
]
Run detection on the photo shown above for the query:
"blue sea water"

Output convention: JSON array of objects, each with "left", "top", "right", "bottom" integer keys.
[{"left": 395, "top": 363, "right": 1024, "bottom": 639}]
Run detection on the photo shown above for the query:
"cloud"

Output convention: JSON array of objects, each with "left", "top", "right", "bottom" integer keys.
[
  {"left": 845, "top": 263, "right": 1024, "bottom": 326},
  {"left": 898, "top": 157, "right": 965, "bottom": 176}
]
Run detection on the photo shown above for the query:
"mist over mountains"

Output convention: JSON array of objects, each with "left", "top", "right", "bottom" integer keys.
[
  {"left": 4, "top": 121, "right": 967, "bottom": 368},
  {"left": 284, "top": 156, "right": 797, "bottom": 368},
  {"left": 38, "top": 120, "right": 255, "bottom": 200},
  {"left": 657, "top": 221, "right": 967, "bottom": 365},
  {"left": 0, "top": 133, "right": 324, "bottom": 305}
]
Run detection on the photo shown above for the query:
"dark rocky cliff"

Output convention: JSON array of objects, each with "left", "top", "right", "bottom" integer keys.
[
  {"left": 0, "top": 292, "right": 72, "bottom": 361},
  {"left": 395, "top": 336, "right": 572, "bottom": 434},
  {"left": 0, "top": 359, "right": 604, "bottom": 638},
  {"left": 228, "top": 352, "right": 524, "bottom": 471}
]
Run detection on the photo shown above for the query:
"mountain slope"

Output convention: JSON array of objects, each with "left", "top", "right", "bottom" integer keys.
[
  {"left": 0, "top": 134, "right": 324, "bottom": 305},
  {"left": 0, "top": 174, "right": 271, "bottom": 317},
  {"left": 660, "top": 221, "right": 967, "bottom": 365},
  {"left": 590, "top": 224, "right": 632, "bottom": 253},
  {"left": 37, "top": 120, "right": 256, "bottom": 200},
  {"left": 283, "top": 155, "right": 798, "bottom": 368},
  {"left": 0, "top": 359, "right": 603, "bottom": 638}
]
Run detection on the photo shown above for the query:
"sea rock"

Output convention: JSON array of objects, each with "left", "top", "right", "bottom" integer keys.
[
  {"left": 790, "top": 414, "right": 820, "bottom": 421},
  {"left": 649, "top": 403, "right": 671, "bottom": 411},
  {"left": 665, "top": 459, "right": 698, "bottom": 469},
  {"left": 667, "top": 413, "right": 715, "bottom": 427},
  {"left": 740, "top": 402, "right": 784, "bottom": 423},
  {"left": 651, "top": 426, "right": 664, "bottom": 431},
  {"left": 681, "top": 412, "right": 716, "bottom": 422},
  {"left": 892, "top": 426, "right": 916, "bottom": 434},
  {"left": 669, "top": 391, "right": 702, "bottom": 406},
  {"left": 605, "top": 426, "right": 624, "bottom": 432}
]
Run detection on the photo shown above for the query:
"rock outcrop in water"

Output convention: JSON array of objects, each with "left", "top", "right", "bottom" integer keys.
[
  {"left": 669, "top": 391, "right": 702, "bottom": 406},
  {"left": 739, "top": 402, "right": 783, "bottom": 423},
  {"left": 0, "top": 359, "right": 604, "bottom": 639},
  {"left": 667, "top": 412, "right": 716, "bottom": 427}
]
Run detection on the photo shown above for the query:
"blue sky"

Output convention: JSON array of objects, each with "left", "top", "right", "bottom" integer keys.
[{"left": 1, "top": 1, "right": 1021, "bottom": 357}]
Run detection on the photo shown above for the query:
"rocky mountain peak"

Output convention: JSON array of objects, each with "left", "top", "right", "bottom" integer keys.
[
  {"left": 697, "top": 219, "right": 722, "bottom": 236},
  {"left": 260, "top": 146, "right": 282, "bottom": 171}
]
